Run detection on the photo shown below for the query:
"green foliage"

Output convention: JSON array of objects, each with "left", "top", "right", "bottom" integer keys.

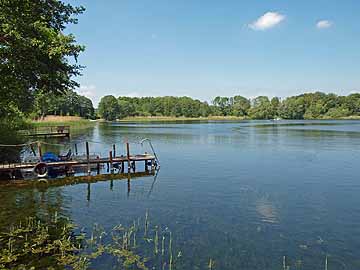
[
  {"left": 279, "top": 92, "right": 360, "bottom": 119},
  {"left": 99, "top": 96, "right": 212, "bottom": 120},
  {"left": 32, "top": 90, "right": 95, "bottom": 119},
  {"left": 232, "top": 96, "right": 251, "bottom": 116},
  {"left": 98, "top": 95, "right": 120, "bottom": 121},
  {"left": 0, "top": 0, "right": 85, "bottom": 149},
  {"left": 95, "top": 92, "right": 360, "bottom": 120},
  {"left": 279, "top": 96, "right": 306, "bottom": 119},
  {"left": 0, "top": 0, "right": 85, "bottom": 113},
  {"left": 248, "top": 96, "right": 273, "bottom": 119}
]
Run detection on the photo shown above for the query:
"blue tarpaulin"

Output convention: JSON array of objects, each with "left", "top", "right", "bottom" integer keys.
[{"left": 41, "top": 152, "right": 59, "bottom": 162}]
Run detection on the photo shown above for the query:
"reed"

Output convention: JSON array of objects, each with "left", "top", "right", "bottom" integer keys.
[{"left": 208, "top": 258, "right": 215, "bottom": 270}]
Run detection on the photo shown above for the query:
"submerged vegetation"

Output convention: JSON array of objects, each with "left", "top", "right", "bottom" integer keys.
[
  {"left": 0, "top": 211, "right": 335, "bottom": 270},
  {"left": 98, "top": 92, "right": 360, "bottom": 121},
  {"left": 0, "top": 212, "right": 182, "bottom": 270}
]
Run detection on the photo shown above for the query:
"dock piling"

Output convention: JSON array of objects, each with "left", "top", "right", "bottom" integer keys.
[
  {"left": 86, "top": 142, "right": 90, "bottom": 175},
  {"left": 37, "top": 142, "right": 42, "bottom": 158},
  {"left": 126, "top": 142, "right": 131, "bottom": 172},
  {"left": 96, "top": 156, "right": 100, "bottom": 174},
  {"left": 109, "top": 151, "right": 113, "bottom": 172}
]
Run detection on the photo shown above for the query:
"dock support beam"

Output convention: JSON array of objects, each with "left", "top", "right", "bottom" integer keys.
[
  {"left": 37, "top": 142, "right": 42, "bottom": 159},
  {"left": 96, "top": 156, "right": 100, "bottom": 174},
  {"left": 126, "top": 142, "right": 131, "bottom": 173},
  {"left": 109, "top": 151, "right": 113, "bottom": 172},
  {"left": 86, "top": 142, "right": 90, "bottom": 175}
]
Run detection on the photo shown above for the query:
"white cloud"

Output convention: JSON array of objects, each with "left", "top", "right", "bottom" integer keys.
[
  {"left": 123, "top": 92, "right": 142, "bottom": 97},
  {"left": 249, "top": 12, "right": 285, "bottom": 31},
  {"left": 316, "top": 20, "right": 333, "bottom": 29},
  {"left": 76, "top": 85, "right": 96, "bottom": 98}
]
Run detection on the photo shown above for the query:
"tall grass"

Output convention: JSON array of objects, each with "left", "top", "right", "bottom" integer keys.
[{"left": 29, "top": 115, "right": 96, "bottom": 129}]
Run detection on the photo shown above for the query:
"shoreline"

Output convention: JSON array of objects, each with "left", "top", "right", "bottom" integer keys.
[
  {"left": 118, "top": 116, "right": 360, "bottom": 122},
  {"left": 118, "top": 116, "right": 247, "bottom": 122},
  {"left": 27, "top": 115, "right": 360, "bottom": 125}
]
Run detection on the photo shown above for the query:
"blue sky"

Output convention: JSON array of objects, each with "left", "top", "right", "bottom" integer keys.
[{"left": 67, "top": 0, "right": 360, "bottom": 106}]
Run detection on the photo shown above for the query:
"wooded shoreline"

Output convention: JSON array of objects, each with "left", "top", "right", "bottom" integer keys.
[{"left": 29, "top": 115, "right": 360, "bottom": 125}]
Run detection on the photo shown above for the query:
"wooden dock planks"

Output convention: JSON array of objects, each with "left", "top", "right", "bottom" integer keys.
[
  {"left": 0, "top": 154, "right": 156, "bottom": 172},
  {"left": 22, "top": 126, "right": 70, "bottom": 138}
]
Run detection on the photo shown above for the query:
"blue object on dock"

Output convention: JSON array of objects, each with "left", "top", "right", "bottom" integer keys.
[{"left": 41, "top": 152, "right": 60, "bottom": 162}]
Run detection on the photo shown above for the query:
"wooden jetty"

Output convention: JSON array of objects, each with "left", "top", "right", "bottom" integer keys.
[
  {"left": 22, "top": 125, "right": 70, "bottom": 138},
  {"left": 0, "top": 141, "right": 158, "bottom": 180}
]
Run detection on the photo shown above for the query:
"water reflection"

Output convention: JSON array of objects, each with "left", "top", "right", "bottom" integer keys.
[{"left": 255, "top": 196, "right": 279, "bottom": 224}]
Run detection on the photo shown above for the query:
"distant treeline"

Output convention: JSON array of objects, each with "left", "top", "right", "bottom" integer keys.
[
  {"left": 32, "top": 90, "right": 95, "bottom": 119},
  {"left": 98, "top": 92, "right": 360, "bottom": 121}
]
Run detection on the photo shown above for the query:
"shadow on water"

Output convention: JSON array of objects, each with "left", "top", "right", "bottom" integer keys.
[{"left": 0, "top": 169, "right": 159, "bottom": 235}]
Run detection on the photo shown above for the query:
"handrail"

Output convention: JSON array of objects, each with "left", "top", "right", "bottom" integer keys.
[{"left": 139, "top": 138, "right": 160, "bottom": 167}]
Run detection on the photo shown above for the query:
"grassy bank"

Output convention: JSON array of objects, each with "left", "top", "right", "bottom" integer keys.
[
  {"left": 29, "top": 115, "right": 96, "bottom": 128},
  {"left": 118, "top": 116, "right": 247, "bottom": 122}
]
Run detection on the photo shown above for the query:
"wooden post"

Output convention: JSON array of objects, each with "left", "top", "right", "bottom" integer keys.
[
  {"left": 86, "top": 142, "right": 90, "bottom": 175},
  {"left": 37, "top": 142, "right": 42, "bottom": 158},
  {"left": 96, "top": 156, "right": 100, "bottom": 174},
  {"left": 74, "top": 143, "right": 78, "bottom": 155},
  {"left": 127, "top": 174, "right": 131, "bottom": 197},
  {"left": 121, "top": 161, "right": 124, "bottom": 173},
  {"left": 126, "top": 142, "right": 131, "bottom": 172},
  {"left": 132, "top": 161, "right": 136, "bottom": 172},
  {"left": 109, "top": 151, "right": 113, "bottom": 172},
  {"left": 113, "top": 144, "right": 116, "bottom": 158},
  {"left": 87, "top": 183, "right": 91, "bottom": 201}
]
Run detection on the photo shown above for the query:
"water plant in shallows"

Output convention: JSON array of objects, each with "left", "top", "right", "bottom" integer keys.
[{"left": 0, "top": 211, "right": 182, "bottom": 270}]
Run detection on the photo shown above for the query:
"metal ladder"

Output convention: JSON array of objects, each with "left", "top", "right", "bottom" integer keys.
[{"left": 140, "top": 138, "right": 160, "bottom": 168}]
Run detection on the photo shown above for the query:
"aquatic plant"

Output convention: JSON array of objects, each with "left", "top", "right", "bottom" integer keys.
[{"left": 0, "top": 212, "right": 182, "bottom": 270}]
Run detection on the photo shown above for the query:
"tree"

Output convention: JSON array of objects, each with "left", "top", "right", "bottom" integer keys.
[
  {"left": 118, "top": 99, "right": 135, "bottom": 119},
  {"left": 270, "top": 97, "right": 280, "bottom": 117},
  {"left": 98, "top": 95, "right": 120, "bottom": 121},
  {"left": 232, "top": 95, "right": 250, "bottom": 116},
  {"left": 249, "top": 96, "right": 273, "bottom": 119},
  {"left": 279, "top": 96, "right": 306, "bottom": 119},
  {"left": 212, "top": 96, "right": 231, "bottom": 116},
  {"left": 0, "top": 0, "right": 85, "bottom": 115}
]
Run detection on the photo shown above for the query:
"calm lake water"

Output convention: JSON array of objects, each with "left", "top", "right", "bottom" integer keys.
[{"left": 2, "top": 120, "right": 360, "bottom": 269}]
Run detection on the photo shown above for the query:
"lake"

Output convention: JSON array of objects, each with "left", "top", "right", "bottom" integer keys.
[{"left": 1, "top": 120, "right": 360, "bottom": 269}]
